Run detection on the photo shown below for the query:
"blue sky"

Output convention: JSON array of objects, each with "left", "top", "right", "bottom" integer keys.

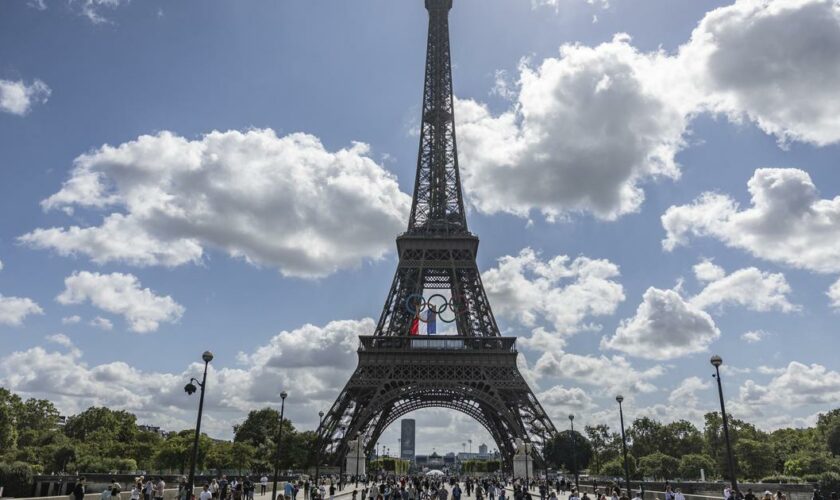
[{"left": 1, "top": 0, "right": 839, "bottom": 454}]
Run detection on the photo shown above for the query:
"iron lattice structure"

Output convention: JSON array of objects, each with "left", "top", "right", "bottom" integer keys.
[{"left": 316, "top": 0, "right": 557, "bottom": 469}]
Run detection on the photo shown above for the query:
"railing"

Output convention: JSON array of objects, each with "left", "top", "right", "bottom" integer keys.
[{"left": 358, "top": 335, "right": 517, "bottom": 352}]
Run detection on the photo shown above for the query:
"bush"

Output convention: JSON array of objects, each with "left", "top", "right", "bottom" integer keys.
[
  {"left": 817, "top": 472, "right": 840, "bottom": 494},
  {"left": 678, "top": 454, "right": 716, "bottom": 480},
  {"left": 0, "top": 461, "right": 35, "bottom": 497},
  {"left": 759, "top": 475, "right": 803, "bottom": 484}
]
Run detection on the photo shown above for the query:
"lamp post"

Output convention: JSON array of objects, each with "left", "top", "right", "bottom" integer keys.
[
  {"left": 711, "top": 355, "right": 739, "bottom": 496},
  {"left": 569, "top": 414, "right": 579, "bottom": 492},
  {"left": 314, "top": 411, "right": 325, "bottom": 500},
  {"left": 185, "top": 351, "right": 213, "bottom": 500},
  {"left": 271, "top": 391, "right": 288, "bottom": 500},
  {"left": 616, "top": 395, "right": 631, "bottom": 497},
  {"left": 468, "top": 439, "right": 472, "bottom": 455}
]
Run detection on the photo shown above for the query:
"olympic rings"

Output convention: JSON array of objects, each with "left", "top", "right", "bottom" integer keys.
[{"left": 403, "top": 292, "right": 467, "bottom": 323}]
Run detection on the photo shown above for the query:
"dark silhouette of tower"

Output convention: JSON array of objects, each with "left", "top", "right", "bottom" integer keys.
[{"left": 316, "top": 0, "right": 556, "bottom": 469}]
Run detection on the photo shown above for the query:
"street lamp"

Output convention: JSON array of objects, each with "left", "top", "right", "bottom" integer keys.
[
  {"left": 711, "top": 355, "right": 739, "bottom": 496},
  {"left": 616, "top": 395, "right": 631, "bottom": 497},
  {"left": 569, "top": 414, "right": 579, "bottom": 492},
  {"left": 185, "top": 351, "right": 213, "bottom": 500},
  {"left": 314, "top": 411, "right": 325, "bottom": 499},
  {"left": 271, "top": 391, "right": 288, "bottom": 500}
]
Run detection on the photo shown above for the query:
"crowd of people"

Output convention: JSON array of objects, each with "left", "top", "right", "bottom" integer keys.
[{"left": 68, "top": 474, "right": 838, "bottom": 500}]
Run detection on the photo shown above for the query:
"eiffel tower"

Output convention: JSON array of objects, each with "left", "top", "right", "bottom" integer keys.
[{"left": 316, "top": 0, "right": 556, "bottom": 469}]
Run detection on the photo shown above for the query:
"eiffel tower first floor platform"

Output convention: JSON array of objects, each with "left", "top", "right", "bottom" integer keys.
[{"left": 315, "top": 335, "right": 557, "bottom": 469}]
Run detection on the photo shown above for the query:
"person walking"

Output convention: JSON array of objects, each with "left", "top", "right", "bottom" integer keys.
[
  {"left": 155, "top": 478, "right": 166, "bottom": 500},
  {"left": 73, "top": 478, "right": 87, "bottom": 500},
  {"left": 261, "top": 477, "right": 268, "bottom": 497},
  {"left": 201, "top": 485, "right": 214, "bottom": 500}
]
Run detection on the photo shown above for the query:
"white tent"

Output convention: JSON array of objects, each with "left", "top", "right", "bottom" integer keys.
[{"left": 425, "top": 470, "right": 445, "bottom": 476}]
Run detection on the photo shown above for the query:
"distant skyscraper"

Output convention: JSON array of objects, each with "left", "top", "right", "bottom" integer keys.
[
  {"left": 400, "top": 419, "right": 416, "bottom": 461},
  {"left": 479, "top": 443, "right": 488, "bottom": 456}
]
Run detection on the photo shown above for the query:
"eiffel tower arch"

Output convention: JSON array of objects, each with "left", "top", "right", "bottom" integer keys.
[{"left": 316, "top": 0, "right": 557, "bottom": 470}]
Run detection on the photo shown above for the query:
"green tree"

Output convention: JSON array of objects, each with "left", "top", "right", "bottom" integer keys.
[
  {"left": 64, "top": 407, "right": 137, "bottom": 442},
  {"left": 155, "top": 430, "right": 212, "bottom": 474},
  {"left": 231, "top": 442, "right": 256, "bottom": 474},
  {"left": 659, "top": 420, "right": 704, "bottom": 457},
  {"left": 544, "top": 430, "right": 592, "bottom": 473},
  {"left": 601, "top": 455, "right": 636, "bottom": 479},
  {"left": 628, "top": 417, "right": 663, "bottom": 459},
  {"left": 817, "top": 409, "right": 840, "bottom": 456},
  {"left": 678, "top": 453, "right": 716, "bottom": 480},
  {"left": 638, "top": 452, "right": 679, "bottom": 480},
  {"left": 586, "top": 424, "right": 620, "bottom": 475},
  {"left": 735, "top": 438, "right": 776, "bottom": 480}
]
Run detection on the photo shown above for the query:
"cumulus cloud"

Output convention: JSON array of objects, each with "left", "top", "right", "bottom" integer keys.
[
  {"left": 534, "top": 350, "right": 664, "bottom": 395},
  {"left": 532, "top": 0, "right": 611, "bottom": 11},
  {"left": 457, "top": 0, "right": 840, "bottom": 222},
  {"left": 21, "top": 129, "right": 410, "bottom": 278},
  {"left": 456, "top": 34, "right": 691, "bottom": 221},
  {"left": 538, "top": 385, "right": 595, "bottom": 414},
  {"left": 663, "top": 168, "right": 840, "bottom": 274},
  {"left": 682, "top": 0, "right": 840, "bottom": 146},
  {"left": 668, "top": 376, "right": 711, "bottom": 408},
  {"left": 0, "top": 317, "right": 373, "bottom": 438},
  {"left": 61, "top": 315, "right": 82, "bottom": 325},
  {"left": 601, "top": 288, "right": 720, "bottom": 359},
  {"left": 693, "top": 260, "right": 726, "bottom": 282},
  {"left": 740, "top": 361, "right": 840, "bottom": 406},
  {"left": 689, "top": 265, "right": 797, "bottom": 313},
  {"left": 741, "top": 330, "right": 768, "bottom": 343},
  {"left": 828, "top": 278, "right": 840, "bottom": 309},
  {"left": 0, "top": 294, "right": 44, "bottom": 326},
  {"left": 482, "top": 248, "right": 624, "bottom": 338},
  {"left": 0, "top": 79, "right": 50, "bottom": 116},
  {"left": 90, "top": 316, "right": 113, "bottom": 331},
  {"left": 56, "top": 271, "right": 184, "bottom": 333}
]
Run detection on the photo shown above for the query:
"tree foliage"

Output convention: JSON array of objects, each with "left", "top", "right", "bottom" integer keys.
[{"left": 545, "top": 430, "right": 593, "bottom": 473}]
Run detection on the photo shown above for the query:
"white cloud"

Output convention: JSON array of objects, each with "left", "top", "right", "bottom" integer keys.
[
  {"left": 0, "top": 79, "right": 50, "bottom": 116},
  {"left": 0, "top": 317, "right": 374, "bottom": 438},
  {"left": 682, "top": 0, "right": 840, "bottom": 146},
  {"left": 61, "top": 315, "right": 82, "bottom": 325},
  {"left": 532, "top": 0, "right": 611, "bottom": 11},
  {"left": 689, "top": 266, "right": 797, "bottom": 313},
  {"left": 601, "top": 287, "right": 720, "bottom": 359},
  {"left": 668, "top": 376, "right": 711, "bottom": 408},
  {"left": 456, "top": 34, "right": 692, "bottom": 221},
  {"left": 534, "top": 350, "right": 664, "bottom": 395},
  {"left": 663, "top": 168, "right": 840, "bottom": 274},
  {"left": 458, "top": 0, "right": 840, "bottom": 223},
  {"left": 90, "top": 316, "right": 113, "bottom": 331},
  {"left": 0, "top": 259, "right": 4, "bottom": 271},
  {"left": 538, "top": 385, "right": 595, "bottom": 415},
  {"left": 741, "top": 330, "right": 768, "bottom": 343},
  {"left": 693, "top": 259, "right": 725, "bottom": 282},
  {"left": 78, "top": 0, "right": 130, "bottom": 24},
  {"left": 740, "top": 361, "right": 840, "bottom": 406},
  {"left": 56, "top": 271, "right": 184, "bottom": 333},
  {"left": 828, "top": 278, "right": 840, "bottom": 309},
  {"left": 0, "top": 294, "right": 44, "bottom": 326},
  {"left": 21, "top": 129, "right": 410, "bottom": 278},
  {"left": 482, "top": 248, "right": 624, "bottom": 338}
]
